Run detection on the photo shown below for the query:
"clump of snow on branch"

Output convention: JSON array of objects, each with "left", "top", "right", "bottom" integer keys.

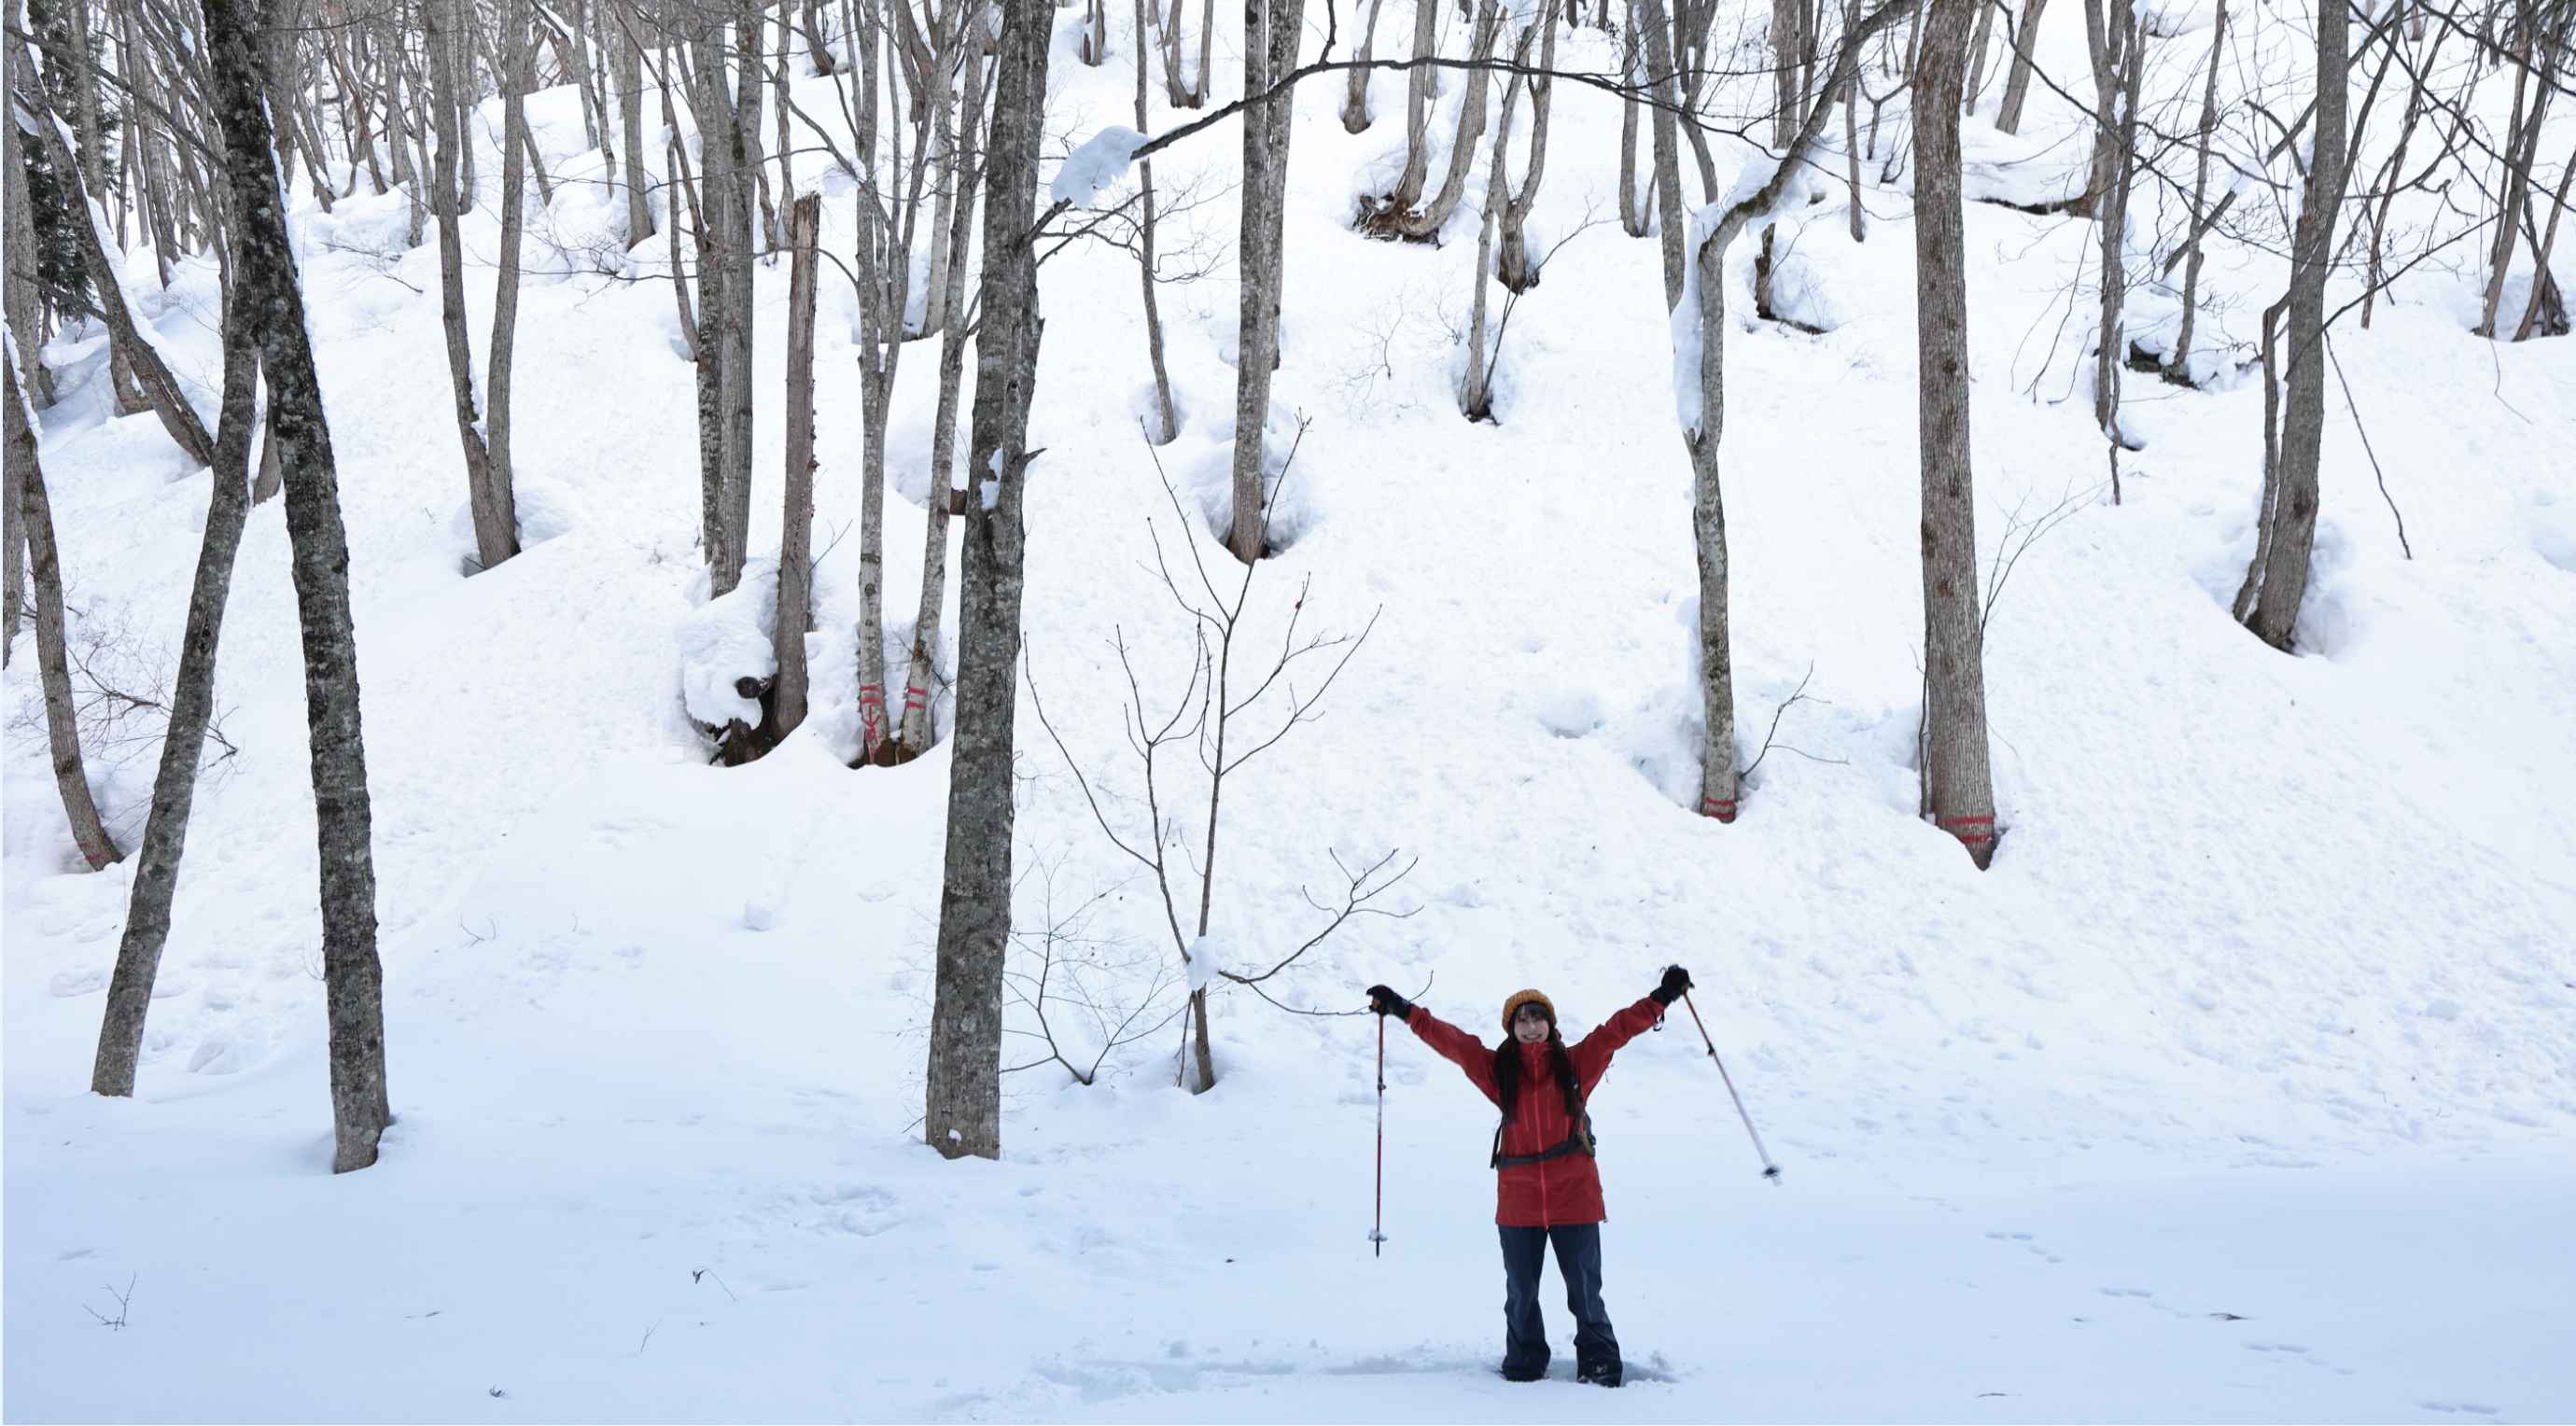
[{"left": 1051, "top": 127, "right": 1147, "bottom": 207}]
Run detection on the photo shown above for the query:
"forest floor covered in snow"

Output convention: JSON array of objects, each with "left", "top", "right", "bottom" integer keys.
[{"left": 7, "top": 0, "right": 2575, "bottom": 1419}]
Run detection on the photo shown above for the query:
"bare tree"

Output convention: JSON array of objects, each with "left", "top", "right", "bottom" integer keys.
[
  {"left": 2234, "top": 0, "right": 2355, "bottom": 651},
  {"left": 7, "top": 350, "right": 120, "bottom": 870},
  {"left": 1914, "top": 0, "right": 1999, "bottom": 865},
  {"left": 203, "top": 0, "right": 393, "bottom": 1171},
  {"left": 90, "top": 229, "right": 261, "bottom": 1097},
  {"left": 426, "top": 0, "right": 518, "bottom": 572},
  {"left": 1030, "top": 442, "right": 1388, "bottom": 1095},
  {"left": 925, "top": 0, "right": 1049, "bottom": 1162},
  {"left": 1664, "top": 0, "right": 1911, "bottom": 823}
]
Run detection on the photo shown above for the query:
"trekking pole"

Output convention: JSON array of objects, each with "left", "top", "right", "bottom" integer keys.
[
  {"left": 1371, "top": 1014, "right": 1390, "bottom": 1256},
  {"left": 1681, "top": 990, "right": 1782, "bottom": 1183}
]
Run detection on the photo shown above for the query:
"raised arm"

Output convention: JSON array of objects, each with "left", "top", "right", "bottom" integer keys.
[
  {"left": 1568, "top": 966, "right": 1696, "bottom": 1084},
  {"left": 1567, "top": 997, "right": 1664, "bottom": 1083},
  {"left": 1369, "top": 984, "right": 1501, "bottom": 1106}
]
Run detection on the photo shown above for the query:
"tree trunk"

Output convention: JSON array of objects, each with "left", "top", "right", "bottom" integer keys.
[
  {"left": 2475, "top": 16, "right": 2548, "bottom": 337},
  {"left": 1496, "top": 6, "right": 1558, "bottom": 292},
  {"left": 898, "top": 45, "right": 989, "bottom": 761},
  {"left": 1382, "top": 0, "right": 1440, "bottom": 214},
  {"left": 1226, "top": 0, "right": 1306, "bottom": 562},
  {"left": 485, "top": 0, "right": 531, "bottom": 564},
  {"left": 619, "top": 0, "right": 655, "bottom": 245},
  {"left": 1342, "top": 0, "right": 1383, "bottom": 131},
  {"left": 1618, "top": 9, "right": 1648, "bottom": 237},
  {"left": 201, "top": 0, "right": 394, "bottom": 1163},
  {"left": 2509, "top": 145, "right": 2575, "bottom": 341},
  {"left": 852, "top": 0, "right": 903, "bottom": 763},
  {"left": 8, "top": 356, "right": 121, "bottom": 870},
  {"left": 1639, "top": 0, "right": 1687, "bottom": 300},
  {"left": 1913, "top": 0, "right": 1997, "bottom": 867},
  {"left": 1381, "top": 0, "right": 1503, "bottom": 240},
  {"left": 2169, "top": 0, "right": 2226, "bottom": 372},
  {"left": 427, "top": 0, "right": 518, "bottom": 572},
  {"left": 1134, "top": 0, "right": 1180, "bottom": 442},
  {"left": 204, "top": 0, "right": 394, "bottom": 1170},
  {"left": 774, "top": 192, "right": 821, "bottom": 742},
  {"left": 1463, "top": 64, "right": 1523, "bottom": 421},
  {"left": 90, "top": 231, "right": 262, "bottom": 1098},
  {"left": 926, "top": 0, "right": 1051, "bottom": 1163},
  {"left": 1773, "top": 0, "right": 1806, "bottom": 144},
  {"left": 2087, "top": 0, "right": 2143, "bottom": 443},
  {"left": 2236, "top": 0, "right": 2349, "bottom": 650},
  {"left": 1995, "top": 0, "right": 2047, "bottom": 134}
]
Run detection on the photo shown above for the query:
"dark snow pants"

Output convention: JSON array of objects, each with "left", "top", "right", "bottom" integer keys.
[{"left": 1498, "top": 1223, "right": 1621, "bottom": 1383}]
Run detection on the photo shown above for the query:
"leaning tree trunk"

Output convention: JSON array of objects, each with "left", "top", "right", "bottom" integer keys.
[
  {"left": 773, "top": 192, "right": 822, "bottom": 742},
  {"left": 1913, "top": 0, "right": 1998, "bottom": 867},
  {"left": 1225, "top": 0, "right": 1306, "bottom": 564},
  {"left": 7, "top": 356, "right": 122, "bottom": 870},
  {"left": 27, "top": 109, "right": 217, "bottom": 468},
  {"left": 203, "top": 0, "right": 393, "bottom": 1172},
  {"left": 2236, "top": 0, "right": 2349, "bottom": 650},
  {"left": 90, "top": 232, "right": 262, "bottom": 1098},
  {"left": 926, "top": 0, "right": 1051, "bottom": 1163},
  {"left": 1995, "top": 0, "right": 2048, "bottom": 134},
  {"left": 1382, "top": 0, "right": 1505, "bottom": 241}
]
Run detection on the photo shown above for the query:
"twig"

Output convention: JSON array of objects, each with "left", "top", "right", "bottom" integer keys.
[{"left": 2325, "top": 333, "right": 2411, "bottom": 560}]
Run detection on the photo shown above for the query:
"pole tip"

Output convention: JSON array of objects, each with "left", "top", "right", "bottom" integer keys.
[{"left": 1762, "top": 1166, "right": 1782, "bottom": 1182}]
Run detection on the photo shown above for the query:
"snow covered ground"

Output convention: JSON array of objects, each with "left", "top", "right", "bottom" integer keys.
[{"left": 7, "top": 0, "right": 2574, "bottom": 1419}]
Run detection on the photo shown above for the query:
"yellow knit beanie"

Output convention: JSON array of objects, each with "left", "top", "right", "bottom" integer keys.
[{"left": 1500, "top": 988, "right": 1557, "bottom": 1033}]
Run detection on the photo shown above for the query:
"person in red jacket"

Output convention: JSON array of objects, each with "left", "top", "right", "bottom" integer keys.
[{"left": 1365, "top": 965, "right": 1693, "bottom": 1388}]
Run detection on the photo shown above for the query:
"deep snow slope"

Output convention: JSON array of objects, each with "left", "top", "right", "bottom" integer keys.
[{"left": 6, "top": 0, "right": 2573, "bottom": 1420}]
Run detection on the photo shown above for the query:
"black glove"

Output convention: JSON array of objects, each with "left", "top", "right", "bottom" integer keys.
[
  {"left": 1651, "top": 964, "right": 1693, "bottom": 1006},
  {"left": 1366, "top": 984, "right": 1413, "bottom": 1020}
]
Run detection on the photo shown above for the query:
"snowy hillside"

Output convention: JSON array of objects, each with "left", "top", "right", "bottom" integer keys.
[{"left": 6, "top": 0, "right": 2573, "bottom": 1419}]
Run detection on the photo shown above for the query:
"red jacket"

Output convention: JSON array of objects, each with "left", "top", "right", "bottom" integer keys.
[{"left": 1404, "top": 997, "right": 1666, "bottom": 1226}]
